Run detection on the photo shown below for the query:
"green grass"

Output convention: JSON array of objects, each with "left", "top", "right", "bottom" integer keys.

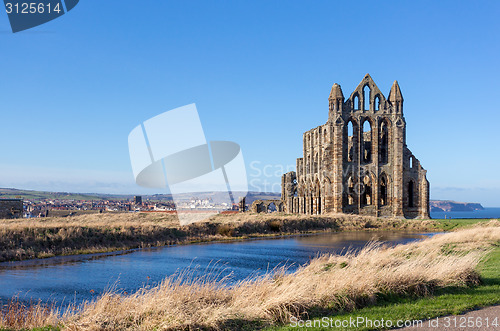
[
  {"left": 432, "top": 218, "right": 495, "bottom": 231},
  {"left": 269, "top": 244, "right": 500, "bottom": 331},
  {"left": 0, "top": 188, "right": 116, "bottom": 201}
]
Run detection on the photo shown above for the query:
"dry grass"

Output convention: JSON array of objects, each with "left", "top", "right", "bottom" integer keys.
[
  {"left": 0, "top": 212, "right": 438, "bottom": 262},
  {"left": 3, "top": 223, "right": 498, "bottom": 330},
  {"left": 0, "top": 297, "right": 62, "bottom": 330}
]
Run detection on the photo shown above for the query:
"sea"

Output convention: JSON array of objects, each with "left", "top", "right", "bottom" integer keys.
[{"left": 430, "top": 207, "right": 500, "bottom": 219}]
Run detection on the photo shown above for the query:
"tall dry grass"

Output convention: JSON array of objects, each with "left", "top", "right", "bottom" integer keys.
[
  {"left": 0, "top": 212, "right": 438, "bottom": 262},
  {"left": 3, "top": 223, "right": 496, "bottom": 330},
  {"left": 0, "top": 297, "right": 62, "bottom": 330}
]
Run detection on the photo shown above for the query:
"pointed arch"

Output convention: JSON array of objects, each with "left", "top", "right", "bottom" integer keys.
[
  {"left": 349, "top": 75, "right": 388, "bottom": 113},
  {"left": 363, "top": 84, "right": 371, "bottom": 111},
  {"left": 379, "top": 172, "right": 389, "bottom": 206},
  {"left": 409, "top": 155, "right": 416, "bottom": 169},
  {"left": 323, "top": 176, "right": 332, "bottom": 196},
  {"left": 408, "top": 179, "right": 415, "bottom": 208},
  {"left": 267, "top": 202, "right": 277, "bottom": 213},
  {"left": 353, "top": 93, "right": 360, "bottom": 110},
  {"left": 361, "top": 118, "right": 373, "bottom": 164},
  {"left": 345, "top": 118, "right": 358, "bottom": 163},
  {"left": 374, "top": 94, "right": 381, "bottom": 111},
  {"left": 313, "top": 152, "right": 318, "bottom": 173},
  {"left": 298, "top": 179, "right": 305, "bottom": 196},
  {"left": 379, "top": 118, "right": 391, "bottom": 165},
  {"left": 299, "top": 178, "right": 306, "bottom": 213},
  {"left": 361, "top": 174, "right": 373, "bottom": 206},
  {"left": 346, "top": 174, "right": 356, "bottom": 206},
  {"left": 315, "top": 178, "right": 321, "bottom": 214}
]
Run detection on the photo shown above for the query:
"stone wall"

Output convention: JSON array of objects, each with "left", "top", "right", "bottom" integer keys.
[
  {"left": 0, "top": 199, "right": 23, "bottom": 219},
  {"left": 250, "top": 199, "right": 285, "bottom": 213},
  {"left": 281, "top": 74, "right": 430, "bottom": 219}
]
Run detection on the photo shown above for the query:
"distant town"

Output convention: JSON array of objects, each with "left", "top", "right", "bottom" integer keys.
[
  {"left": 0, "top": 188, "right": 484, "bottom": 219},
  {"left": 0, "top": 188, "right": 247, "bottom": 219},
  {"left": 21, "top": 196, "right": 240, "bottom": 218}
]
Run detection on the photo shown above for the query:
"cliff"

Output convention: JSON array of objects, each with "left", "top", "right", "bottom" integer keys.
[{"left": 430, "top": 200, "right": 484, "bottom": 212}]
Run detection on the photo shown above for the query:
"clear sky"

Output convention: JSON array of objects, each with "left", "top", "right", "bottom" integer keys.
[{"left": 0, "top": 1, "right": 499, "bottom": 206}]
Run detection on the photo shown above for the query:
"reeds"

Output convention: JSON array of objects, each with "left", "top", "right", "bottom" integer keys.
[
  {"left": 0, "top": 297, "right": 62, "bottom": 330},
  {"left": 0, "top": 212, "right": 438, "bottom": 262},
  {"left": 2, "top": 223, "right": 497, "bottom": 330}
]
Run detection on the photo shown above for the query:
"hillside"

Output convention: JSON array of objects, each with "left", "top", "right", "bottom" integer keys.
[
  {"left": 0, "top": 188, "right": 281, "bottom": 204},
  {"left": 1, "top": 188, "right": 485, "bottom": 213},
  {"left": 0, "top": 188, "right": 112, "bottom": 201},
  {"left": 430, "top": 200, "right": 484, "bottom": 212}
]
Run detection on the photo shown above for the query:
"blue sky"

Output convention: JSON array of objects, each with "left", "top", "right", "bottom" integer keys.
[{"left": 0, "top": 1, "right": 499, "bottom": 206}]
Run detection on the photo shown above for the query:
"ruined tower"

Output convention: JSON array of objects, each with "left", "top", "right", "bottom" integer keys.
[{"left": 281, "top": 74, "right": 430, "bottom": 218}]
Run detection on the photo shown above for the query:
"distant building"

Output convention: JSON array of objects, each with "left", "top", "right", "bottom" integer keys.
[
  {"left": 134, "top": 195, "right": 142, "bottom": 205},
  {"left": 0, "top": 199, "right": 23, "bottom": 219}
]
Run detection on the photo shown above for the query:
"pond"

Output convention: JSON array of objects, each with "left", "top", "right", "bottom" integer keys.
[{"left": 0, "top": 231, "right": 437, "bottom": 307}]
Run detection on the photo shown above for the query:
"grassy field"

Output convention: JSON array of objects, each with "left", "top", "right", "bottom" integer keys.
[
  {"left": 0, "top": 214, "right": 496, "bottom": 330},
  {"left": 0, "top": 222, "right": 498, "bottom": 330},
  {"left": 0, "top": 188, "right": 110, "bottom": 201},
  {"left": 431, "top": 218, "right": 495, "bottom": 231},
  {"left": 0, "top": 212, "right": 442, "bottom": 262},
  {"left": 271, "top": 231, "right": 500, "bottom": 330}
]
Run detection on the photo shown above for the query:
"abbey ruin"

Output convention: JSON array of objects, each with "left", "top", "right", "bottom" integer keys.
[{"left": 281, "top": 74, "right": 430, "bottom": 218}]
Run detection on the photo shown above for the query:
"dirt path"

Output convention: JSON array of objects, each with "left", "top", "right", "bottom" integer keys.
[{"left": 399, "top": 305, "right": 500, "bottom": 330}]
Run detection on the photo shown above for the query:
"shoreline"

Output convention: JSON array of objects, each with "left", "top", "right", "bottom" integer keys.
[
  {"left": 0, "top": 212, "right": 445, "bottom": 263},
  {"left": 0, "top": 228, "right": 438, "bottom": 269},
  {"left": 0, "top": 219, "right": 498, "bottom": 330},
  {"left": 1, "top": 223, "right": 498, "bottom": 330},
  {"left": 276, "top": 232, "right": 500, "bottom": 331}
]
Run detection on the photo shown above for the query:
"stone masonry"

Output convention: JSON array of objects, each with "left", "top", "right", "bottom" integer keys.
[
  {"left": 250, "top": 200, "right": 285, "bottom": 213},
  {"left": 281, "top": 74, "right": 430, "bottom": 218},
  {"left": 0, "top": 199, "right": 23, "bottom": 219}
]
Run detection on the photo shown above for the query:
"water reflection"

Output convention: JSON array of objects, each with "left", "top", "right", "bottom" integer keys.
[{"left": 0, "top": 231, "right": 436, "bottom": 306}]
